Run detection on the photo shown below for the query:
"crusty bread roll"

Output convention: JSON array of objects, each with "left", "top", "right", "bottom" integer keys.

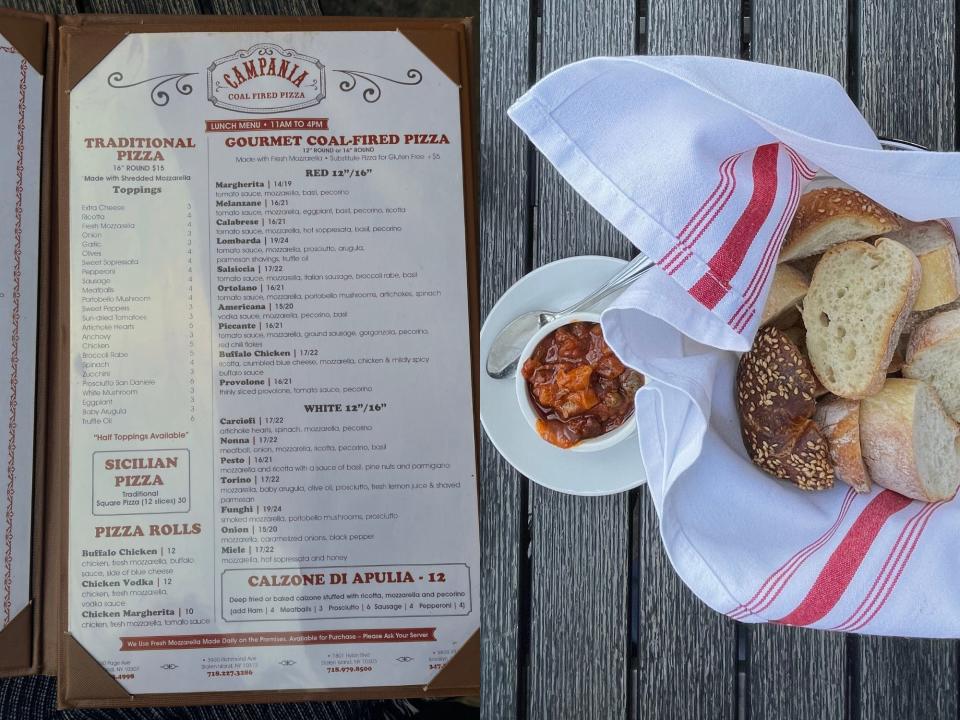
[
  {"left": 813, "top": 397, "right": 871, "bottom": 493},
  {"left": 779, "top": 188, "right": 901, "bottom": 262},
  {"left": 898, "top": 298, "right": 960, "bottom": 359},
  {"left": 860, "top": 378, "right": 960, "bottom": 502},
  {"left": 802, "top": 238, "right": 920, "bottom": 399},
  {"left": 779, "top": 323, "right": 832, "bottom": 397},
  {"left": 903, "top": 298, "right": 960, "bottom": 338},
  {"left": 887, "top": 220, "right": 960, "bottom": 311},
  {"left": 903, "top": 308, "right": 960, "bottom": 422},
  {"left": 736, "top": 327, "right": 834, "bottom": 490},
  {"left": 761, "top": 264, "right": 809, "bottom": 328}
]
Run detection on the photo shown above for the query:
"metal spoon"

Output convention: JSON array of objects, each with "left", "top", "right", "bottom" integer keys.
[{"left": 485, "top": 253, "right": 655, "bottom": 379}]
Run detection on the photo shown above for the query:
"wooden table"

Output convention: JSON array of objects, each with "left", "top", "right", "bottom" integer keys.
[
  {"left": 0, "top": 1, "right": 476, "bottom": 718},
  {"left": 480, "top": 1, "right": 959, "bottom": 718}
]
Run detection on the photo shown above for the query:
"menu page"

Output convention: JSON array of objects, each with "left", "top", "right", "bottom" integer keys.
[
  {"left": 0, "top": 35, "right": 41, "bottom": 633},
  {"left": 68, "top": 31, "right": 478, "bottom": 694}
]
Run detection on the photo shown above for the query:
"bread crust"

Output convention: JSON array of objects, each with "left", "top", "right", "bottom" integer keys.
[
  {"left": 779, "top": 188, "right": 901, "bottom": 262},
  {"left": 802, "top": 238, "right": 921, "bottom": 399},
  {"left": 905, "top": 308, "right": 960, "bottom": 366},
  {"left": 736, "top": 327, "right": 834, "bottom": 490},
  {"left": 761, "top": 264, "right": 809, "bottom": 328},
  {"left": 903, "top": 308, "right": 960, "bottom": 422},
  {"left": 860, "top": 378, "right": 959, "bottom": 501},
  {"left": 813, "top": 397, "right": 871, "bottom": 493},
  {"left": 898, "top": 299, "right": 960, "bottom": 359},
  {"left": 888, "top": 220, "right": 960, "bottom": 311},
  {"left": 860, "top": 380, "right": 927, "bottom": 500}
]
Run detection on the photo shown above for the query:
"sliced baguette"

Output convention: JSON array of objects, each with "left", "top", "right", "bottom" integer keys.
[
  {"left": 802, "top": 238, "right": 920, "bottom": 398},
  {"left": 887, "top": 220, "right": 960, "bottom": 311},
  {"left": 779, "top": 188, "right": 901, "bottom": 263},
  {"left": 903, "top": 308, "right": 960, "bottom": 422},
  {"left": 761, "top": 264, "right": 809, "bottom": 328},
  {"left": 813, "top": 397, "right": 871, "bottom": 493},
  {"left": 860, "top": 378, "right": 960, "bottom": 502}
]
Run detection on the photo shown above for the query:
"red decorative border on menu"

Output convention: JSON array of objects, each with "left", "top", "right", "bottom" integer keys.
[{"left": 3, "top": 56, "right": 27, "bottom": 624}]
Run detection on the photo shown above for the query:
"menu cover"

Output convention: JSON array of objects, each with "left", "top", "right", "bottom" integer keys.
[
  {"left": 0, "top": 8, "right": 52, "bottom": 679},
  {"left": 0, "top": 10, "right": 480, "bottom": 709}
]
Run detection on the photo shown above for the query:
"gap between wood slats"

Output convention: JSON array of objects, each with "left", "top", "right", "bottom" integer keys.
[
  {"left": 626, "top": 5, "right": 643, "bottom": 720},
  {"left": 956, "top": 0, "right": 960, "bottom": 152},
  {"left": 516, "top": 4, "right": 539, "bottom": 720},
  {"left": 735, "top": 6, "right": 751, "bottom": 718}
]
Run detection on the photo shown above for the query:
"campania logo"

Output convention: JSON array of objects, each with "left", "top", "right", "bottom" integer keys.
[{"left": 207, "top": 44, "right": 326, "bottom": 114}]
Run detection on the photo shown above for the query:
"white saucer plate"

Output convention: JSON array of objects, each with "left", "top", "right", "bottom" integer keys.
[{"left": 480, "top": 256, "right": 647, "bottom": 496}]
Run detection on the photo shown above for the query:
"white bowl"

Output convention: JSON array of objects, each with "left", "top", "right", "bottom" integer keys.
[{"left": 514, "top": 311, "right": 636, "bottom": 453}]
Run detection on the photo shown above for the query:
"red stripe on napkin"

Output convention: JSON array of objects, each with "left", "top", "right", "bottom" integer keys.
[
  {"left": 846, "top": 501, "right": 946, "bottom": 631},
  {"left": 782, "top": 145, "right": 818, "bottom": 179},
  {"left": 729, "top": 153, "right": 803, "bottom": 332},
  {"left": 729, "top": 487, "right": 856, "bottom": 620},
  {"left": 772, "top": 490, "right": 911, "bottom": 627},
  {"left": 830, "top": 499, "right": 943, "bottom": 632},
  {"left": 688, "top": 143, "right": 780, "bottom": 310},
  {"left": 661, "top": 152, "right": 742, "bottom": 275}
]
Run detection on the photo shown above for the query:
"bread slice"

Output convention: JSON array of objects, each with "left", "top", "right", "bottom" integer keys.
[
  {"left": 860, "top": 378, "right": 960, "bottom": 501},
  {"left": 779, "top": 188, "right": 901, "bottom": 262},
  {"left": 802, "top": 238, "right": 920, "bottom": 399},
  {"left": 813, "top": 397, "right": 871, "bottom": 493},
  {"left": 886, "top": 220, "right": 960, "bottom": 311},
  {"left": 761, "top": 264, "right": 809, "bottom": 328},
  {"left": 903, "top": 308, "right": 960, "bottom": 422}
]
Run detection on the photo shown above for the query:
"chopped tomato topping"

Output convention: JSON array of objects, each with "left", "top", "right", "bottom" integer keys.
[{"left": 523, "top": 321, "right": 644, "bottom": 448}]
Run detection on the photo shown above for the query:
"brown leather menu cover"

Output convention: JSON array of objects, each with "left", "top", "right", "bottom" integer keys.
[
  {"left": 51, "top": 15, "right": 480, "bottom": 708},
  {"left": 0, "top": 8, "right": 54, "bottom": 680},
  {"left": 0, "top": 9, "right": 480, "bottom": 709}
]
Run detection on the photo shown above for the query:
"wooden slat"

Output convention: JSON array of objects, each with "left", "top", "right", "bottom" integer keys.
[
  {"left": 747, "top": 3, "right": 849, "bottom": 719},
  {"left": 525, "top": 2, "right": 635, "bottom": 717},
  {"left": 209, "top": 0, "right": 323, "bottom": 13},
  {"left": 748, "top": 627, "right": 847, "bottom": 720},
  {"left": 635, "top": 499, "right": 736, "bottom": 719},
  {"left": 4, "top": 0, "right": 76, "bottom": 12},
  {"left": 81, "top": 0, "right": 202, "bottom": 13},
  {"left": 634, "top": 3, "right": 741, "bottom": 720},
  {"left": 856, "top": 1, "right": 958, "bottom": 717},
  {"left": 860, "top": 636, "right": 957, "bottom": 719},
  {"left": 321, "top": 0, "right": 477, "bottom": 13},
  {"left": 753, "top": 0, "right": 846, "bottom": 79},
  {"left": 478, "top": 0, "right": 530, "bottom": 718},
  {"left": 647, "top": 0, "right": 739, "bottom": 56},
  {"left": 859, "top": 0, "right": 955, "bottom": 150}
]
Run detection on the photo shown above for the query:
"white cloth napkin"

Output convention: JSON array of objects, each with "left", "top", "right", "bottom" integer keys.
[{"left": 509, "top": 56, "right": 960, "bottom": 636}]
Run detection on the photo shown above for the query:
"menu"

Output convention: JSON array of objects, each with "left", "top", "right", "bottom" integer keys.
[
  {"left": 0, "top": 10, "right": 481, "bottom": 706},
  {"left": 0, "top": 33, "right": 41, "bottom": 640},
  {"left": 62, "top": 27, "right": 479, "bottom": 698}
]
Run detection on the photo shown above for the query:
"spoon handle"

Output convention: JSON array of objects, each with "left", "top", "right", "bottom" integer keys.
[{"left": 556, "top": 252, "right": 655, "bottom": 315}]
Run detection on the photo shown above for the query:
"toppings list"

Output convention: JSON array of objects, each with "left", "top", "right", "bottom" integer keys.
[{"left": 69, "top": 31, "right": 478, "bottom": 694}]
